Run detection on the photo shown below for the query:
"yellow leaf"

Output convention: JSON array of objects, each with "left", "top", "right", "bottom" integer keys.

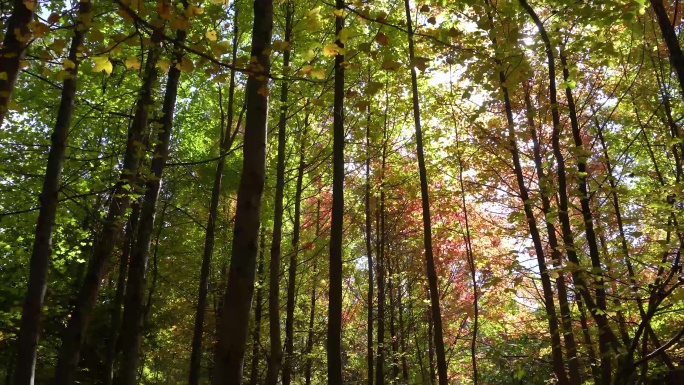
[
  {"left": 272, "top": 40, "right": 289, "bottom": 51},
  {"left": 210, "top": 0, "right": 228, "bottom": 4},
  {"left": 29, "top": 21, "right": 50, "bottom": 38},
  {"left": 337, "top": 28, "right": 351, "bottom": 44},
  {"left": 303, "top": 49, "right": 315, "bottom": 62},
  {"left": 176, "top": 57, "right": 194, "bottom": 72},
  {"left": 186, "top": 4, "right": 204, "bottom": 17},
  {"left": 323, "top": 43, "right": 342, "bottom": 57},
  {"left": 333, "top": 9, "right": 345, "bottom": 18},
  {"left": 92, "top": 56, "right": 113, "bottom": 75},
  {"left": 22, "top": 0, "right": 35, "bottom": 11},
  {"left": 206, "top": 30, "right": 217, "bottom": 41},
  {"left": 62, "top": 58, "right": 76, "bottom": 70},
  {"left": 125, "top": 56, "right": 141, "bottom": 70},
  {"left": 310, "top": 68, "right": 326, "bottom": 79},
  {"left": 156, "top": 58, "right": 172, "bottom": 73},
  {"left": 0, "top": 72, "right": 7, "bottom": 81}
]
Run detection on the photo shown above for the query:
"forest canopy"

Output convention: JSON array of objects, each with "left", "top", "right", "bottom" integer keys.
[{"left": 1, "top": 0, "right": 684, "bottom": 384}]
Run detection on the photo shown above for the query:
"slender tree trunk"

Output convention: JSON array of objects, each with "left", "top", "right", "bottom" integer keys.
[
  {"left": 388, "top": 261, "right": 398, "bottom": 383},
  {"left": 103, "top": 202, "right": 140, "bottom": 385},
  {"left": 249, "top": 230, "right": 266, "bottom": 385},
  {"left": 304, "top": 199, "right": 321, "bottom": 385},
  {"left": 559, "top": 47, "right": 613, "bottom": 381},
  {"left": 265, "top": 3, "right": 294, "bottom": 383},
  {"left": 364, "top": 99, "right": 374, "bottom": 385},
  {"left": 0, "top": 0, "right": 35, "bottom": 127},
  {"left": 375, "top": 134, "right": 387, "bottom": 385},
  {"left": 212, "top": 0, "right": 274, "bottom": 381},
  {"left": 403, "top": 2, "right": 448, "bottom": 383},
  {"left": 117, "top": 24, "right": 186, "bottom": 385},
  {"left": 650, "top": 0, "right": 684, "bottom": 94},
  {"left": 396, "top": 284, "right": 409, "bottom": 382},
  {"left": 522, "top": 82, "right": 581, "bottom": 385},
  {"left": 283, "top": 112, "right": 306, "bottom": 385},
  {"left": 188, "top": 6, "right": 240, "bottom": 383},
  {"left": 518, "top": 3, "right": 619, "bottom": 384},
  {"left": 427, "top": 303, "right": 436, "bottom": 385},
  {"left": 328, "top": 1, "right": 345, "bottom": 383},
  {"left": 15, "top": 3, "right": 90, "bottom": 383},
  {"left": 499, "top": 70, "right": 568, "bottom": 385},
  {"left": 54, "top": 46, "right": 160, "bottom": 385},
  {"left": 577, "top": 296, "right": 601, "bottom": 382}
]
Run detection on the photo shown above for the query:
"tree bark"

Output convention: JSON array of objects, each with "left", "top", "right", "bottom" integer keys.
[
  {"left": 103, "top": 202, "right": 140, "bottom": 385},
  {"left": 116, "top": 23, "right": 186, "bottom": 385},
  {"left": 650, "top": 0, "right": 684, "bottom": 95},
  {"left": 265, "top": 2, "right": 294, "bottom": 383},
  {"left": 188, "top": 5, "right": 240, "bottom": 383},
  {"left": 327, "top": 0, "right": 345, "bottom": 383},
  {"left": 375, "top": 132, "right": 387, "bottom": 385},
  {"left": 282, "top": 111, "right": 306, "bottom": 385},
  {"left": 212, "top": 0, "right": 273, "bottom": 381},
  {"left": 15, "top": 3, "right": 91, "bottom": 384},
  {"left": 304, "top": 198, "right": 321, "bottom": 385},
  {"left": 403, "top": 2, "right": 448, "bottom": 383},
  {"left": 249, "top": 230, "right": 266, "bottom": 385},
  {"left": 518, "top": 3, "right": 619, "bottom": 384},
  {"left": 54, "top": 44, "right": 160, "bottom": 385},
  {"left": 364, "top": 96, "right": 374, "bottom": 385},
  {"left": 523, "top": 82, "right": 581, "bottom": 385},
  {"left": 0, "top": 0, "right": 35, "bottom": 127}
]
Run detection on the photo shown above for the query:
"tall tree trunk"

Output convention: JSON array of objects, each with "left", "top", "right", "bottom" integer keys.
[
  {"left": 522, "top": 82, "right": 581, "bottom": 385},
  {"left": 117, "top": 24, "right": 186, "bottom": 385},
  {"left": 396, "top": 283, "right": 409, "bottom": 382},
  {"left": 212, "top": 0, "right": 274, "bottom": 381},
  {"left": 375, "top": 132, "right": 387, "bottom": 385},
  {"left": 304, "top": 199, "right": 321, "bottom": 385},
  {"left": 364, "top": 98, "right": 374, "bottom": 385},
  {"left": 188, "top": 5, "right": 240, "bottom": 383},
  {"left": 265, "top": 2, "right": 294, "bottom": 383},
  {"left": 249, "top": 230, "right": 266, "bottom": 385},
  {"left": 427, "top": 302, "right": 436, "bottom": 385},
  {"left": 650, "top": 0, "right": 684, "bottom": 94},
  {"left": 103, "top": 202, "right": 140, "bottom": 385},
  {"left": 518, "top": 3, "right": 619, "bottom": 384},
  {"left": 388, "top": 261, "right": 398, "bottom": 383},
  {"left": 403, "top": 2, "right": 448, "bottom": 383},
  {"left": 559, "top": 47, "right": 613, "bottom": 381},
  {"left": 54, "top": 45, "right": 160, "bottom": 385},
  {"left": 498, "top": 69, "right": 568, "bottom": 385},
  {"left": 15, "top": 3, "right": 91, "bottom": 383},
  {"left": 0, "top": 0, "right": 35, "bottom": 127},
  {"left": 328, "top": 0, "right": 345, "bottom": 383},
  {"left": 283, "top": 113, "right": 306, "bottom": 385}
]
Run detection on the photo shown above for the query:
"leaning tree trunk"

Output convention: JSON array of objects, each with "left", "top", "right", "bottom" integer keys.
[
  {"left": 53, "top": 37, "right": 160, "bottom": 385},
  {"left": 265, "top": 2, "right": 294, "bottom": 383},
  {"left": 403, "top": 2, "right": 448, "bottom": 383},
  {"left": 328, "top": 0, "right": 345, "bottom": 384},
  {"left": 212, "top": 0, "right": 274, "bottom": 382},
  {"left": 188, "top": 5, "right": 240, "bottom": 384},
  {"left": 650, "top": 0, "right": 684, "bottom": 95},
  {"left": 15, "top": 3, "right": 91, "bottom": 384},
  {"left": 0, "top": 0, "right": 35, "bottom": 127},
  {"left": 116, "top": 23, "right": 186, "bottom": 385}
]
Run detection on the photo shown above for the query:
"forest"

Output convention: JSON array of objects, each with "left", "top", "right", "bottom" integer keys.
[{"left": 1, "top": 0, "right": 684, "bottom": 384}]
